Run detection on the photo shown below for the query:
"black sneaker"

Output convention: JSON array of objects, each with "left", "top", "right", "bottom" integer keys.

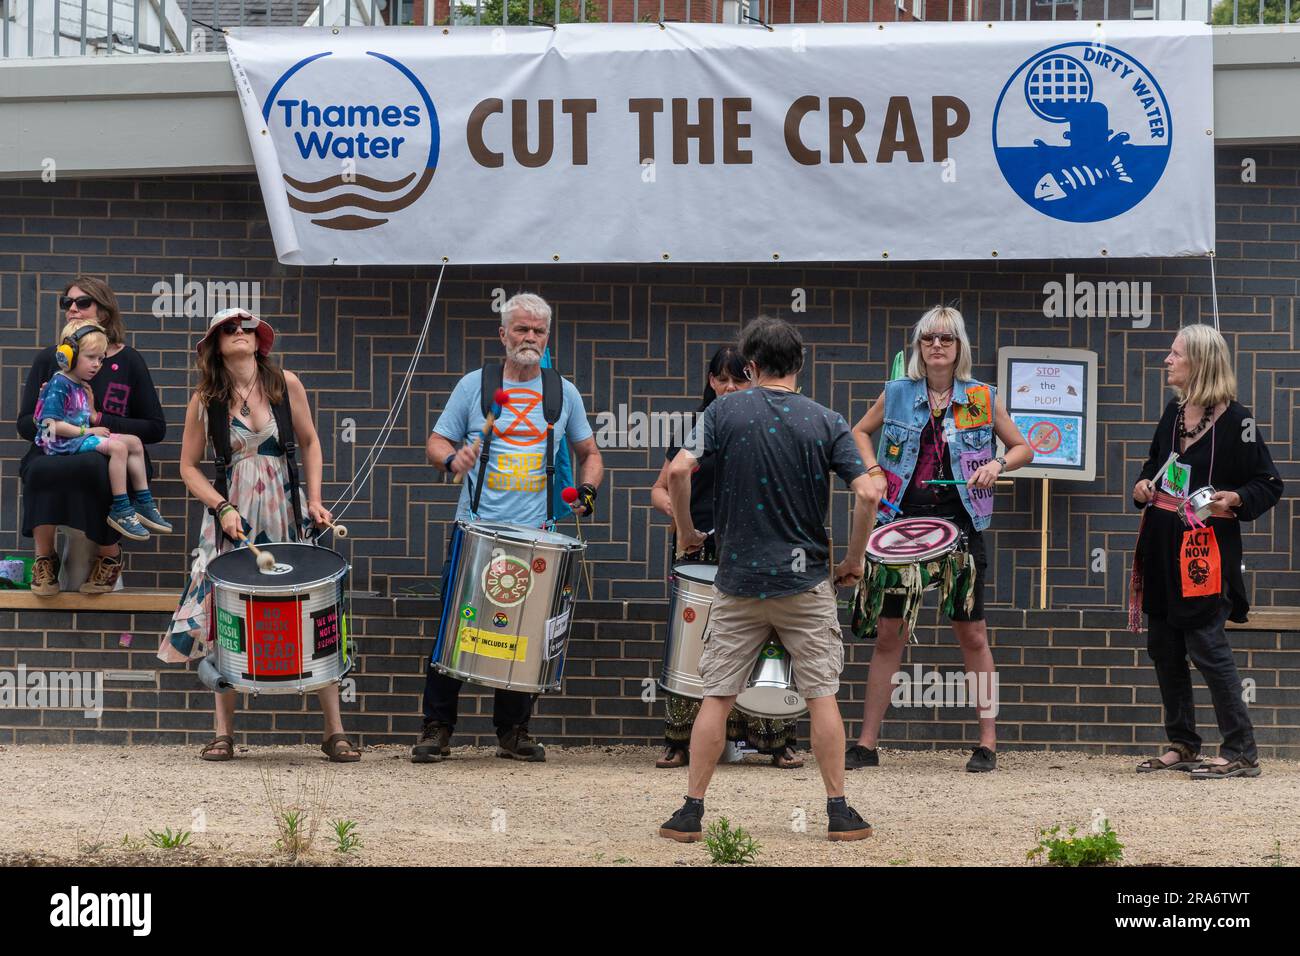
[
  {"left": 658, "top": 802, "right": 703, "bottom": 843},
  {"left": 845, "top": 745, "right": 879, "bottom": 770},
  {"left": 496, "top": 724, "right": 546, "bottom": 762},
  {"left": 411, "top": 722, "right": 451, "bottom": 763},
  {"left": 966, "top": 746, "right": 997, "bottom": 773},
  {"left": 827, "top": 804, "right": 873, "bottom": 842}
]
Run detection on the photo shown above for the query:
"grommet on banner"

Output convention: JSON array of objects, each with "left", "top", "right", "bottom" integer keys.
[
  {"left": 1101, "top": 248, "right": 1109, "bottom": 256},
  {"left": 260, "top": 130, "right": 267, "bottom": 136},
  {"left": 1206, "top": 129, "right": 1213, "bottom": 136},
  {"left": 662, "top": 253, "right": 670, "bottom": 260},
  {"left": 333, "top": 28, "right": 339, "bottom": 35},
  {"left": 772, "top": 253, "right": 780, "bottom": 261},
  {"left": 442, "top": 28, "right": 449, "bottom": 35},
  {"left": 441, "top": 256, "right": 449, "bottom": 263},
  {"left": 553, "top": 254, "right": 561, "bottom": 261},
  {"left": 991, "top": 251, "right": 999, "bottom": 257},
  {"left": 882, "top": 252, "right": 889, "bottom": 259}
]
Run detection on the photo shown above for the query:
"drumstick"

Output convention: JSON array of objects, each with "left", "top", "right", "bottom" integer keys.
[
  {"left": 235, "top": 530, "right": 276, "bottom": 571},
  {"left": 453, "top": 388, "right": 510, "bottom": 485},
  {"left": 561, "top": 486, "right": 595, "bottom": 599},
  {"left": 320, "top": 517, "right": 349, "bottom": 539}
]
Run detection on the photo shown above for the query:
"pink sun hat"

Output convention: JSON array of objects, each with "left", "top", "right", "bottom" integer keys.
[{"left": 196, "top": 308, "right": 275, "bottom": 357}]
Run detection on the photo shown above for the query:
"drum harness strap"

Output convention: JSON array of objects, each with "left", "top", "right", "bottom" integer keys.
[
  {"left": 471, "top": 363, "right": 564, "bottom": 528},
  {"left": 207, "top": 369, "right": 306, "bottom": 554}
]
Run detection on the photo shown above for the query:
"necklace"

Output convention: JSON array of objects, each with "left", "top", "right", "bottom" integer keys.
[
  {"left": 233, "top": 376, "right": 258, "bottom": 418},
  {"left": 1177, "top": 403, "right": 1216, "bottom": 443},
  {"left": 927, "top": 386, "right": 952, "bottom": 418},
  {"left": 757, "top": 379, "right": 797, "bottom": 393}
]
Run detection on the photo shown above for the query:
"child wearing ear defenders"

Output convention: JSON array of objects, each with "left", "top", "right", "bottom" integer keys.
[{"left": 35, "top": 321, "right": 171, "bottom": 541}]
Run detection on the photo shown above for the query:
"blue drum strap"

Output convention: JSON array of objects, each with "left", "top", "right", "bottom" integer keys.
[{"left": 433, "top": 527, "right": 464, "bottom": 664}]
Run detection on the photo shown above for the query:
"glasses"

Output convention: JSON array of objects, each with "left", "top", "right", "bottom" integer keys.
[
  {"left": 920, "top": 333, "right": 957, "bottom": 346},
  {"left": 220, "top": 320, "right": 255, "bottom": 335},
  {"left": 60, "top": 295, "right": 96, "bottom": 311}
]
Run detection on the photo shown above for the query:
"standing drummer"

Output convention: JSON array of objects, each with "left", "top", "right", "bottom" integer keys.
[
  {"left": 846, "top": 305, "right": 1032, "bottom": 773},
  {"left": 658, "top": 316, "right": 881, "bottom": 843},
  {"left": 412, "top": 293, "right": 604, "bottom": 764}
]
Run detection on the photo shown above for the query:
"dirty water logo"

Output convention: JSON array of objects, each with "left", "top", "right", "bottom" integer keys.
[
  {"left": 993, "top": 43, "right": 1172, "bottom": 223},
  {"left": 263, "top": 51, "right": 440, "bottom": 231}
]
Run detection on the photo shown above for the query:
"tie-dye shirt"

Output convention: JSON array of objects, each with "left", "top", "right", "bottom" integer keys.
[{"left": 35, "top": 372, "right": 98, "bottom": 455}]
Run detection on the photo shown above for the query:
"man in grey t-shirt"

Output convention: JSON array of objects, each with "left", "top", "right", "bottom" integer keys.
[{"left": 659, "top": 316, "right": 887, "bottom": 843}]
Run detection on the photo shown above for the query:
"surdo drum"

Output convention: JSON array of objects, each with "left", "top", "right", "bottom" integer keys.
[
  {"left": 205, "top": 542, "right": 353, "bottom": 695},
  {"left": 661, "top": 563, "right": 808, "bottom": 720},
  {"left": 431, "top": 521, "right": 584, "bottom": 693}
]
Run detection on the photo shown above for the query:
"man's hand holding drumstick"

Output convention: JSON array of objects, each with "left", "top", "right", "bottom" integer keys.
[{"left": 451, "top": 388, "right": 510, "bottom": 485}]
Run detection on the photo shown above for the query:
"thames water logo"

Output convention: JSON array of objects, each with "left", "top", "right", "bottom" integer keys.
[
  {"left": 264, "top": 51, "right": 440, "bottom": 231},
  {"left": 993, "top": 43, "right": 1172, "bottom": 223}
]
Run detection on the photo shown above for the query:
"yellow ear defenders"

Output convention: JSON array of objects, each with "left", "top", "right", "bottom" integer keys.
[{"left": 55, "top": 324, "right": 106, "bottom": 372}]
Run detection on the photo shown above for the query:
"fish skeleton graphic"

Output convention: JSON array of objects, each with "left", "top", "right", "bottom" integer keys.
[{"left": 1034, "top": 156, "right": 1134, "bottom": 202}]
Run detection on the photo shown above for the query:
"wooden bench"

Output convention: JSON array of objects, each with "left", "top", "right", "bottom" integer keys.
[{"left": 0, "top": 589, "right": 178, "bottom": 612}]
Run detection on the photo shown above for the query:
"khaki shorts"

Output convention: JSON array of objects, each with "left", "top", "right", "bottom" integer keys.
[{"left": 699, "top": 579, "right": 845, "bottom": 700}]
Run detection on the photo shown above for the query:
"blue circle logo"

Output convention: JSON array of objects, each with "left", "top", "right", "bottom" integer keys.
[{"left": 993, "top": 43, "right": 1172, "bottom": 223}]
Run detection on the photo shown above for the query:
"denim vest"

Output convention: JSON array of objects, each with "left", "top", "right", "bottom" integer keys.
[{"left": 876, "top": 377, "right": 997, "bottom": 532}]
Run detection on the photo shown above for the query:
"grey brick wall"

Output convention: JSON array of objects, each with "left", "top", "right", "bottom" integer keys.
[{"left": 0, "top": 144, "right": 1296, "bottom": 752}]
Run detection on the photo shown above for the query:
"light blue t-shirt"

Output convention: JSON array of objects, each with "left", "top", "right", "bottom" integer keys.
[{"left": 435, "top": 368, "right": 594, "bottom": 528}]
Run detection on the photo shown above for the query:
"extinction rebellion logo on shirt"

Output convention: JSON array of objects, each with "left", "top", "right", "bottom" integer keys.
[
  {"left": 262, "top": 51, "right": 440, "bottom": 232},
  {"left": 993, "top": 42, "right": 1172, "bottom": 223}
]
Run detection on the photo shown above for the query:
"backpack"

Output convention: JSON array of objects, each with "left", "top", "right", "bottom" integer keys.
[
  {"left": 207, "top": 370, "right": 304, "bottom": 550},
  {"left": 472, "top": 363, "right": 564, "bottom": 524}
]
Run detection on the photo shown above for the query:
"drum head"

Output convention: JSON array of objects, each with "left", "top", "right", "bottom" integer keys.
[
  {"left": 672, "top": 562, "right": 718, "bottom": 585},
  {"left": 867, "top": 517, "right": 961, "bottom": 564},
  {"left": 208, "top": 542, "right": 346, "bottom": 589},
  {"left": 466, "top": 521, "right": 581, "bottom": 549}
]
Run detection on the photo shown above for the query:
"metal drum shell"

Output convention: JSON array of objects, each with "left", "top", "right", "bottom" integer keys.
[
  {"left": 206, "top": 543, "right": 351, "bottom": 695},
  {"left": 659, "top": 563, "right": 720, "bottom": 700},
  {"left": 734, "top": 640, "right": 808, "bottom": 720},
  {"left": 432, "top": 521, "right": 584, "bottom": 694},
  {"left": 1187, "top": 485, "right": 1218, "bottom": 522}
]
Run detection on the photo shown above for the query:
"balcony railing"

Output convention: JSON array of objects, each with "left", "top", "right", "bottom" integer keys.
[{"left": 0, "top": 0, "right": 1293, "bottom": 59}]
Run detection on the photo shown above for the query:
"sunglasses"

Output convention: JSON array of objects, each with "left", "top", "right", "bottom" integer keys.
[
  {"left": 60, "top": 295, "right": 97, "bottom": 311},
  {"left": 920, "top": 333, "right": 958, "bottom": 346},
  {"left": 220, "top": 319, "right": 257, "bottom": 335}
]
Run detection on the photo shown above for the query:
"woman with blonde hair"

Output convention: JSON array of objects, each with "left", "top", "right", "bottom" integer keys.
[
  {"left": 1131, "top": 324, "right": 1282, "bottom": 778},
  {"left": 159, "top": 308, "right": 359, "bottom": 763},
  {"left": 846, "top": 305, "right": 1032, "bottom": 773}
]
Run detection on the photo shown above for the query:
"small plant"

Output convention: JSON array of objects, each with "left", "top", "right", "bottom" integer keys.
[
  {"left": 330, "top": 819, "right": 362, "bottom": 855},
  {"left": 1271, "top": 840, "right": 1283, "bottom": 867},
  {"left": 119, "top": 834, "right": 145, "bottom": 851},
  {"left": 888, "top": 857, "right": 910, "bottom": 866},
  {"left": 261, "top": 767, "right": 334, "bottom": 860},
  {"left": 144, "top": 827, "right": 193, "bottom": 850},
  {"left": 1027, "top": 820, "right": 1124, "bottom": 867},
  {"left": 703, "top": 817, "right": 761, "bottom": 865}
]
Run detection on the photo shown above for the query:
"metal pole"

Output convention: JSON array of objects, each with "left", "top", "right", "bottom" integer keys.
[
  {"left": 1040, "top": 478, "right": 1049, "bottom": 609},
  {"left": 80, "top": 0, "right": 87, "bottom": 55}
]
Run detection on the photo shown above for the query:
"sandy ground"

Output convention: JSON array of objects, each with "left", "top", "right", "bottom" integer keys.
[{"left": 0, "top": 744, "right": 1296, "bottom": 867}]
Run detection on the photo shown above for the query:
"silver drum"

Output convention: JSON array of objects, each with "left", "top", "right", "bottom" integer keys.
[
  {"left": 1187, "top": 485, "right": 1218, "bottom": 522},
  {"left": 735, "top": 639, "right": 808, "bottom": 720},
  {"left": 206, "top": 542, "right": 352, "bottom": 695},
  {"left": 659, "top": 563, "right": 719, "bottom": 700},
  {"left": 432, "top": 521, "right": 584, "bottom": 694}
]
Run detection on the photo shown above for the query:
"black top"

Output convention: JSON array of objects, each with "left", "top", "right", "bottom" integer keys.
[
  {"left": 1135, "top": 399, "right": 1283, "bottom": 627},
  {"left": 665, "top": 443, "right": 717, "bottom": 531},
  {"left": 16, "top": 345, "right": 167, "bottom": 544},
  {"left": 697, "top": 386, "right": 865, "bottom": 598},
  {"left": 900, "top": 412, "right": 962, "bottom": 514}
]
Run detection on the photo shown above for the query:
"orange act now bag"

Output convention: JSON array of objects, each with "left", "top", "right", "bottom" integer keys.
[{"left": 1179, "top": 526, "right": 1221, "bottom": 598}]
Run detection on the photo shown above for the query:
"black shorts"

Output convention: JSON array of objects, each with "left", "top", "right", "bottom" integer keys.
[{"left": 879, "top": 522, "right": 987, "bottom": 623}]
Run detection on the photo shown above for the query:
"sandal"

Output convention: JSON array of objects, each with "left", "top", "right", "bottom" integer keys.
[
  {"left": 1136, "top": 742, "right": 1199, "bottom": 773},
  {"left": 656, "top": 746, "right": 689, "bottom": 769},
  {"left": 1190, "top": 757, "right": 1262, "bottom": 780},
  {"left": 771, "top": 746, "right": 804, "bottom": 769},
  {"left": 200, "top": 735, "right": 235, "bottom": 762},
  {"left": 321, "top": 734, "right": 361, "bottom": 763}
]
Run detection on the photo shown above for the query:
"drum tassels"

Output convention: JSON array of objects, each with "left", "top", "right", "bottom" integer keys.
[
  {"left": 850, "top": 561, "right": 886, "bottom": 640},
  {"left": 1127, "top": 509, "right": 1148, "bottom": 633}
]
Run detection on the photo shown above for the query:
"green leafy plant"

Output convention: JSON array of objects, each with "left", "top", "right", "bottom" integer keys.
[
  {"left": 261, "top": 767, "right": 334, "bottom": 860},
  {"left": 453, "top": 0, "right": 588, "bottom": 26},
  {"left": 1211, "top": 0, "right": 1300, "bottom": 25},
  {"left": 1027, "top": 820, "right": 1124, "bottom": 867},
  {"left": 144, "top": 827, "right": 192, "bottom": 849},
  {"left": 330, "top": 819, "right": 363, "bottom": 855},
  {"left": 703, "top": 817, "right": 761, "bottom": 865}
]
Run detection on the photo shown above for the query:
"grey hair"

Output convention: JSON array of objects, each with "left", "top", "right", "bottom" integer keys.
[
  {"left": 907, "top": 305, "right": 973, "bottom": 381},
  {"left": 501, "top": 293, "right": 552, "bottom": 332}
]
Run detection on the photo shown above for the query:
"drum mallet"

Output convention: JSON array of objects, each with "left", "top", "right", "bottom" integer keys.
[
  {"left": 235, "top": 530, "right": 276, "bottom": 571},
  {"left": 920, "top": 479, "right": 1014, "bottom": 487},
  {"left": 453, "top": 388, "right": 510, "bottom": 485},
  {"left": 561, "top": 486, "right": 596, "bottom": 599},
  {"left": 320, "top": 518, "right": 349, "bottom": 539}
]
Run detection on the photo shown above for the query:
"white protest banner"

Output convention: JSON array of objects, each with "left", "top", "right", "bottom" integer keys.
[{"left": 226, "top": 22, "right": 1214, "bottom": 266}]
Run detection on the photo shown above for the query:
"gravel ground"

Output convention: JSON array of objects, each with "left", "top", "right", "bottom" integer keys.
[{"left": 1, "top": 744, "right": 1295, "bottom": 867}]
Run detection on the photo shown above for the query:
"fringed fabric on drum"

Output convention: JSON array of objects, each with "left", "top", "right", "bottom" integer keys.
[
  {"left": 1128, "top": 508, "right": 1148, "bottom": 632},
  {"left": 850, "top": 561, "right": 887, "bottom": 639},
  {"left": 664, "top": 692, "right": 702, "bottom": 746}
]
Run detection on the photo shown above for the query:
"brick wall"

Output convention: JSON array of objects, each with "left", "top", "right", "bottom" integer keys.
[{"left": 0, "top": 144, "right": 1296, "bottom": 752}]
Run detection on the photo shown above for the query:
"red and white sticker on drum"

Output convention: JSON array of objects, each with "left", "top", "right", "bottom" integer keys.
[
  {"left": 482, "top": 555, "right": 533, "bottom": 608},
  {"left": 245, "top": 599, "right": 303, "bottom": 680}
]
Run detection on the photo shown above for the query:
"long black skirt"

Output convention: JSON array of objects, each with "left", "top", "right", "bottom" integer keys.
[{"left": 19, "top": 445, "right": 120, "bottom": 547}]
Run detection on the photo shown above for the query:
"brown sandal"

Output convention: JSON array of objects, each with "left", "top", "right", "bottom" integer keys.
[
  {"left": 321, "top": 734, "right": 361, "bottom": 763},
  {"left": 656, "top": 746, "right": 689, "bottom": 769},
  {"left": 1190, "top": 757, "right": 1262, "bottom": 779},
  {"left": 200, "top": 735, "right": 235, "bottom": 762},
  {"left": 1136, "top": 742, "right": 1199, "bottom": 773},
  {"left": 772, "top": 746, "right": 805, "bottom": 769}
]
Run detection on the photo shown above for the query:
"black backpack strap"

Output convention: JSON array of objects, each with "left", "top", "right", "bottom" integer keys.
[
  {"left": 271, "top": 372, "right": 306, "bottom": 543},
  {"left": 207, "top": 397, "right": 233, "bottom": 553},
  {"left": 470, "top": 365, "right": 502, "bottom": 518},
  {"left": 541, "top": 367, "right": 562, "bottom": 525}
]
